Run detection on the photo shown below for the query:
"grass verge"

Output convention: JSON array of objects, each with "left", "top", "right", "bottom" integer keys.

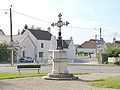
[
  {"left": 0, "top": 72, "right": 89, "bottom": 80},
  {"left": 0, "top": 72, "right": 47, "bottom": 80},
  {"left": 68, "top": 63, "right": 116, "bottom": 66},
  {"left": 89, "top": 76, "right": 120, "bottom": 89},
  {"left": 70, "top": 72, "right": 90, "bottom": 75}
]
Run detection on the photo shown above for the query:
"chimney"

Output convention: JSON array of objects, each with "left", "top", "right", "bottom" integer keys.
[
  {"left": 113, "top": 37, "right": 116, "bottom": 44},
  {"left": 70, "top": 36, "right": 73, "bottom": 41},
  {"left": 18, "top": 30, "right": 20, "bottom": 35},
  {"left": 47, "top": 27, "right": 51, "bottom": 33}
]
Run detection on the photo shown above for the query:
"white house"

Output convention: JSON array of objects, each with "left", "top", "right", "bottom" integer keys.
[
  {"left": 0, "top": 35, "right": 35, "bottom": 59},
  {"left": 63, "top": 38, "right": 76, "bottom": 60},
  {"left": 0, "top": 28, "right": 76, "bottom": 63},
  {"left": 21, "top": 29, "right": 52, "bottom": 62},
  {"left": 0, "top": 29, "right": 52, "bottom": 62},
  {"left": 77, "top": 39, "right": 97, "bottom": 58},
  {"left": 49, "top": 36, "right": 76, "bottom": 61}
]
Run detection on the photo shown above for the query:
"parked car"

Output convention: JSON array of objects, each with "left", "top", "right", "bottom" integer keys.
[
  {"left": 19, "top": 57, "right": 26, "bottom": 62},
  {"left": 25, "top": 57, "right": 34, "bottom": 63},
  {"left": 19, "top": 57, "right": 34, "bottom": 63}
]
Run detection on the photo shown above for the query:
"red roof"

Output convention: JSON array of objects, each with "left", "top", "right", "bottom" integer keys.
[{"left": 79, "top": 39, "right": 97, "bottom": 48}]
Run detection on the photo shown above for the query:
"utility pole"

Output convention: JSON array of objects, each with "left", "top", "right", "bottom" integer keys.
[
  {"left": 10, "top": 5, "right": 14, "bottom": 66},
  {"left": 10, "top": 5, "right": 13, "bottom": 43},
  {"left": 100, "top": 28, "right": 102, "bottom": 39}
]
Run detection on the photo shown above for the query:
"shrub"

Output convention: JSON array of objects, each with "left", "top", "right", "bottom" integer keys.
[
  {"left": 97, "top": 53, "right": 108, "bottom": 64},
  {"left": 101, "top": 53, "right": 108, "bottom": 64},
  {"left": 114, "top": 61, "right": 120, "bottom": 65},
  {"left": 107, "top": 47, "right": 120, "bottom": 57}
]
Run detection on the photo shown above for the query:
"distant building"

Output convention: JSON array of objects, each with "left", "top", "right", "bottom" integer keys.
[
  {"left": 96, "top": 38, "right": 107, "bottom": 53},
  {"left": 50, "top": 36, "right": 76, "bottom": 61},
  {"left": 76, "top": 38, "right": 107, "bottom": 58},
  {"left": 77, "top": 39, "right": 97, "bottom": 58},
  {"left": 112, "top": 37, "right": 120, "bottom": 48}
]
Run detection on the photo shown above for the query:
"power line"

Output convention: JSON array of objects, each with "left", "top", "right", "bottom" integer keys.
[
  {"left": 12, "top": 11, "right": 100, "bottom": 30},
  {"left": 2, "top": 9, "right": 120, "bottom": 38},
  {"left": 0, "top": 9, "right": 9, "bottom": 11},
  {"left": 68, "top": 26, "right": 92, "bottom": 29},
  {"left": 13, "top": 11, "right": 52, "bottom": 24}
]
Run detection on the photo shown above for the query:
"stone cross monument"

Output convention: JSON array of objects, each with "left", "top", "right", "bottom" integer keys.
[
  {"left": 44, "top": 13, "right": 78, "bottom": 80},
  {"left": 51, "top": 13, "right": 69, "bottom": 50}
]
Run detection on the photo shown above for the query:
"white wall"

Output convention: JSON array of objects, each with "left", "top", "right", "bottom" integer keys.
[
  {"left": 22, "top": 29, "right": 37, "bottom": 47},
  {"left": 66, "top": 41, "right": 76, "bottom": 60},
  {"left": 22, "top": 29, "right": 37, "bottom": 59},
  {"left": 97, "top": 43, "right": 107, "bottom": 53},
  {"left": 36, "top": 40, "right": 50, "bottom": 60},
  {"left": 20, "top": 36, "right": 36, "bottom": 59},
  {"left": 77, "top": 48, "right": 96, "bottom": 58},
  {"left": 22, "top": 29, "right": 52, "bottom": 62}
]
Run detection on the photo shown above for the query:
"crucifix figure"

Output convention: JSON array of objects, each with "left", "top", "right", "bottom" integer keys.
[{"left": 51, "top": 13, "right": 69, "bottom": 50}]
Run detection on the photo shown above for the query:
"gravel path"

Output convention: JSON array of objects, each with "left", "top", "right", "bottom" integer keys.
[{"left": 0, "top": 73, "right": 120, "bottom": 90}]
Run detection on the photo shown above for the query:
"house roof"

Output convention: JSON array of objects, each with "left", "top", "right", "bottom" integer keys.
[
  {"left": 112, "top": 41, "right": 120, "bottom": 48},
  {"left": 28, "top": 29, "right": 52, "bottom": 40},
  {"left": 63, "top": 40, "right": 71, "bottom": 48},
  {"left": 0, "top": 29, "right": 5, "bottom": 35},
  {"left": 0, "top": 35, "right": 27, "bottom": 46},
  {"left": 79, "top": 39, "right": 97, "bottom": 49},
  {"left": 115, "top": 41, "right": 120, "bottom": 44}
]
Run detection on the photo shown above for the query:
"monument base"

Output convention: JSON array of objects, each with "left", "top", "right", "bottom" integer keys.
[
  {"left": 44, "top": 73, "right": 78, "bottom": 80},
  {"left": 44, "top": 49, "right": 78, "bottom": 80}
]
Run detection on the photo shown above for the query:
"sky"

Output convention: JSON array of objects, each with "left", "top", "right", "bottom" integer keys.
[{"left": 0, "top": 0, "right": 120, "bottom": 44}]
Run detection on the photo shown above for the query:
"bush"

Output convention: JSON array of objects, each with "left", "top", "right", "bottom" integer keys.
[
  {"left": 101, "top": 53, "right": 108, "bottom": 64},
  {"left": 97, "top": 53, "right": 101, "bottom": 63},
  {"left": 107, "top": 47, "right": 120, "bottom": 57},
  {"left": 114, "top": 61, "right": 120, "bottom": 65},
  {"left": 97, "top": 53, "right": 108, "bottom": 64}
]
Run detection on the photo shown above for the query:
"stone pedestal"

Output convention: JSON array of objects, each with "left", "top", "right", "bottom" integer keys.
[{"left": 44, "top": 49, "right": 78, "bottom": 80}]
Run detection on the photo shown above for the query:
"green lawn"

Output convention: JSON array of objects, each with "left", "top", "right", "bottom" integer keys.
[
  {"left": 0, "top": 72, "right": 47, "bottom": 79},
  {"left": 0, "top": 72, "right": 89, "bottom": 80},
  {"left": 89, "top": 76, "right": 120, "bottom": 89},
  {"left": 70, "top": 72, "right": 90, "bottom": 75}
]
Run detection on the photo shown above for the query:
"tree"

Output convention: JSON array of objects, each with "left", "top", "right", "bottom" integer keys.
[
  {"left": 106, "top": 44, "right": 120, "bottom": 57},
  {"left": 29, "top": 25, "right": 41, "bottom": 30},
  {"left": 0, "top": 42, "right": 17, "bottom": 63},
  {"left": 0, "top": 42, "right": 10, "bottom": 63}
]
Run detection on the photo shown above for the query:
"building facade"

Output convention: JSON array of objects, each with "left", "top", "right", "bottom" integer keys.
[{"left": 22, "top": 29, "right": 52, "bottom": 62}]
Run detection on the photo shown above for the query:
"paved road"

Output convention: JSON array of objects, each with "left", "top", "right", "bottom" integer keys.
[{"left": 0, "top": 64, "right": 120, "bottom": 73}]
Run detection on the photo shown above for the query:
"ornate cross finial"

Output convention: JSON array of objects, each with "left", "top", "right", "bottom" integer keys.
[{"left": 51, "top": 13, "right": 69, "bottom": 50}]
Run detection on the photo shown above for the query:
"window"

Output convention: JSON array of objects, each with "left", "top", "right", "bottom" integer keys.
[
  {"left": 22, "top": 51, "right": 25, "bottom": 57},
  {"left": 41, "top": 43, "right": 43, "bottom": 48},
  {"left": 39, "top": 52, "right": 43, "bottom": 58}
]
